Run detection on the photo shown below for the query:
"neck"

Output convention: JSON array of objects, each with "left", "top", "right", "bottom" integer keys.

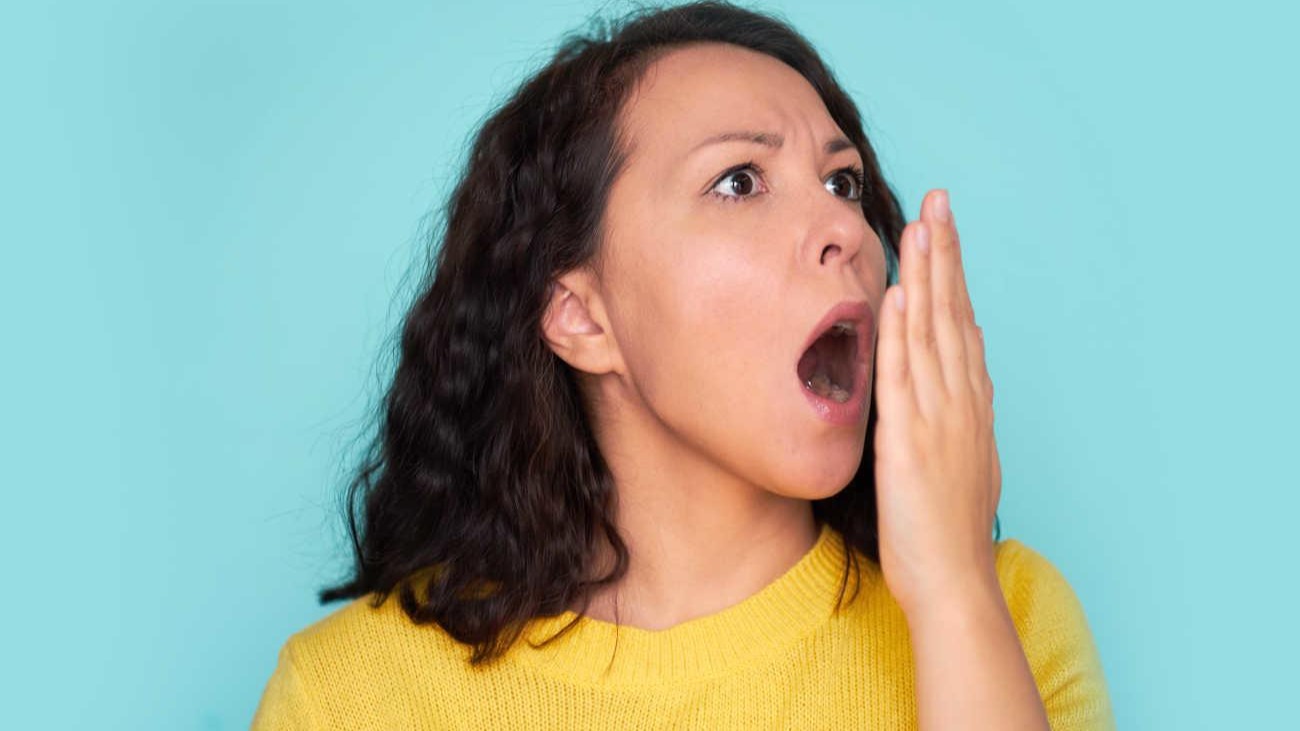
[
  {"left": 575, "top": 505, "right": 820, "bottom": 631},
  {"left": 572, "top": 380, "right": 822, "bottom": 630}
]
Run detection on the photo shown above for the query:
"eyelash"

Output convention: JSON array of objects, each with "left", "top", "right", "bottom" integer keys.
[{"left": 708, "top": 161, "right": 868, "bottom": 204}]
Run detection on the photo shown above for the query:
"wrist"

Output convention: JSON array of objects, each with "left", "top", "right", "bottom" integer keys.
[{"left": 900, "top": 564, "right": 1006, "bottom": 630}]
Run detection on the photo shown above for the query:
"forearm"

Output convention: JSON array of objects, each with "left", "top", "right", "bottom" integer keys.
[{"left": 905, "top": 571, "right": 1050, "bottom": 731}]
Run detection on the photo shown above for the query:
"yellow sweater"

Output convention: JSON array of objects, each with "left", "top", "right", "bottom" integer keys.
[{"left": 251, "top": 523, "right": 1116, "bottom": 729}]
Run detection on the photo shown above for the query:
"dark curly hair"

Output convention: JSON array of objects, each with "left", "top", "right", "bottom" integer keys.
[{"left": 319, "top": 0, "right": 999, "bottom": 668}]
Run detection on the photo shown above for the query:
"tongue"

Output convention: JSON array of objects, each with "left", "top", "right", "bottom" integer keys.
[{"left": 798, "top": 332, "right": 854, "bottom": 402}]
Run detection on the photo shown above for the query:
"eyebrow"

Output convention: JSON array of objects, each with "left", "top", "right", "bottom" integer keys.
[{"left": 688, "top": 130, "right": 858, "bottom": 157}]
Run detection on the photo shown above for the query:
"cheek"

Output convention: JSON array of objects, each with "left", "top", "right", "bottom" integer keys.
[
  {"left": 613, "top": 221, "right": 870, "bottom": 492},
  {"left": 645, "top": 234, "right": 792, "bottom": 424},
  {"left": 665, "top": 231, "right": 784, "bottom": 353}
]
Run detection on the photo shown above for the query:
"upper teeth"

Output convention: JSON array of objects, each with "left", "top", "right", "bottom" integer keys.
[{"left": 830, "top": 320, "right": 855, "bottom": 335}]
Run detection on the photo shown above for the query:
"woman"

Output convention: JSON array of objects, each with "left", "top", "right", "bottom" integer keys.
[{"left": 252, "top": 2, "right": 1116, "bottom": 728}]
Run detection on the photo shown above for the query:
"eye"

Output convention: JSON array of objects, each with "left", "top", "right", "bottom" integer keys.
[
  {"left": 708, "top": 162, "right": 768, "bottom": 203},
  {"left": 826, "top": 165, "right": 867, "bottom": 202},
  {"left": 707, "top": 162, "right": 869, "bottom": 204}
]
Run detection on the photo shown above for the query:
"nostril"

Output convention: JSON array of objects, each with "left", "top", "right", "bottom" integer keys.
[{"left": 819, "top": 244, "right": 841, "bottom": 264}]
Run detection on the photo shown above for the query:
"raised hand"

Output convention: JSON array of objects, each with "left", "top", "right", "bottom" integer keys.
[{"left": 872, "top": 188, "right": 1002, "bottom": 617}]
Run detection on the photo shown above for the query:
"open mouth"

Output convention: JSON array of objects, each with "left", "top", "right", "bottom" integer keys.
[{"left": 797, "top": 320, "right": 859, "bottom": 403}]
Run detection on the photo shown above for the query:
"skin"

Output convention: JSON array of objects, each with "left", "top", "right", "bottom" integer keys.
[{"left": 541, "top": 42, "right": 1048, "bottom": 729}]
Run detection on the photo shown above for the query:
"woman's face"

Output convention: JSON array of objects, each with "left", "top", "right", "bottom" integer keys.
[{"left": 576, "top": 42, "right": 888, "bottom": 500}]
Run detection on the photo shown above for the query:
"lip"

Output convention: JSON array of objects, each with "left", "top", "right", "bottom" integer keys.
[{"left": 796, "top": 299, "right": 874, "bottom": 426}]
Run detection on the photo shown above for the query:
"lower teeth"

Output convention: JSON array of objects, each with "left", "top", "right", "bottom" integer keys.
[{"left": 806, "top": 372, "right": 851, "bottom": 403}]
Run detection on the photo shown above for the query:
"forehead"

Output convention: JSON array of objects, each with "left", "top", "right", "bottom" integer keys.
[{"left": 619, "top": 42, "right": 840, "bottom": 154}]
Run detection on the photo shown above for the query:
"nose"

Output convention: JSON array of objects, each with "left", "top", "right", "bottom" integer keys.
[{"left": 801, "top": 188, "right": 869, "bottom": 269}]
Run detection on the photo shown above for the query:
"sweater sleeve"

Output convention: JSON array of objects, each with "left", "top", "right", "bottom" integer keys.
[
  {"left": 250, "top": 638, "right": 322, "bottom": 731},
  {"left": 998, "top": 539, "right": 1118, "bottom": 731}
]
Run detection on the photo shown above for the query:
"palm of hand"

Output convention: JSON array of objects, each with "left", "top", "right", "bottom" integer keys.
[{"left": 872, "top": 189, "right": 1002, "bottom": 616}]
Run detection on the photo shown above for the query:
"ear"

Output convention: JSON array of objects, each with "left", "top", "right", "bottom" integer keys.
[{"left": 540, "top": 267, "right": 623, "bottom": 377}]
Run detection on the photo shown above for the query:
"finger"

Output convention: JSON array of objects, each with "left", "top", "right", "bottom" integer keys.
[
  {"left": 925, "top": 188, "right": 977, "bottom": 322},
  {"left": 873, "top": 283, "right": 916, "bottom": 418},
  {"left": 928, "top": 190, "right": 987, "bottom": 397},
  {"left": 923, "top": 189, "right": 971, "bottom": 399},
  {"left": 967, "top": 323, "right": 994, "bottom": 407},
  {"left": 902, "top": 219, "right": 943, "bottom": 417},
  {"left": 942, "top": 198, "right": 975, "bottom": 325},
  {"left": 991, "top": 426, "right": 1002, "bottom": 508}
]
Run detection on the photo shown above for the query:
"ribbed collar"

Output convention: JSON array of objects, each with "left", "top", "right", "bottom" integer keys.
[{"left": 513, "top": 521, "right": 861, "bottom": 686}]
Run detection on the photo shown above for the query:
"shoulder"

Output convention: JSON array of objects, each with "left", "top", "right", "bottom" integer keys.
[
  {"left": 991, "top": 538, "right": 1118, "bottom": 731},
  {"left": 991, "top": 537, "right": 1098, "bottom": 653},
  {"left": 993, "top": 538, "right": 1084, "bottom": 626},
  {"left": 253, "top": 593, "right": 475, "bottom": 728},
  {"left": 285, "top": 591, "right": 468, "bottom": 674},
  {"left": 291, "top": 592, "right": 407, "bottom": 649}
]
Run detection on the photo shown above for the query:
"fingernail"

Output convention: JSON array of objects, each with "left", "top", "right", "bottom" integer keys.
[
  {"left": 916, "top": 224, "right": 930, "bottom": 253},
  {"left": 934, "top": 190, "right": 950, "bottom": 222},
  {"left": 893, "top": 286, "right": 905, "bottom": 312}
]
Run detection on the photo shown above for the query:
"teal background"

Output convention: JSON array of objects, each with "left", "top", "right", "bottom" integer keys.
[{"left": 2, "top": 0, "right": 1295, "bottom": 727}]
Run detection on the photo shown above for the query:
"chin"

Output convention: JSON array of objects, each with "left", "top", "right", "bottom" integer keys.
[{"left": 776, "top": 453, "right": 864, "bottom": 501}]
